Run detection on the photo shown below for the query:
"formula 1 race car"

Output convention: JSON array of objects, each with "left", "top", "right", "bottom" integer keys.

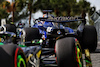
[
  {"left": 0, "top": 16, "right": 97, "bottom": 67},
  {"left": 0, "top": 25, "right": 42, "bottom": 67},
  {"left": 33, "top": 18, "right": 74, "bottom": 48},
  {"left": 38, "top": 16, "right": 97, "bottom": 67}
]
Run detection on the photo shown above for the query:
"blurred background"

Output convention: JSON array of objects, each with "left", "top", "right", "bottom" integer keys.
[{"left": 0, "top": 0, "right": 100, "bottom": 27}]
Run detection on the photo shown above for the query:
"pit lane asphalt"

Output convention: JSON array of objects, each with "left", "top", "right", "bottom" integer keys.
[{"left": 90, "top": 41, "right": 100, "bottom": 67}]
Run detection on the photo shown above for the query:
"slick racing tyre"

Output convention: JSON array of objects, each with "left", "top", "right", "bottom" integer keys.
[
  {"left": 5, "top": 24, "right": 17, "bottom": 44},
  {"left": 5, "top": 24, "right": 16, "bottom": 33},
  {"left": 0, "top": 44, "right": 27, "bottom": 67},
  {"left": 79, "top": 26, "right": 97, "bottom": 52},
  {"left": 21, "top": 28, "right": 41, "bottom": 45},
  {"left": 55, "top": 37, "right": 83, "bottom": 67}
]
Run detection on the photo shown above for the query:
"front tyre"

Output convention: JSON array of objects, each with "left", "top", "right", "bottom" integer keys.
[
  {"left": 55, "top": 37, "right": 83, "bottom": 67},
  {"left": 0, "top": 44, "right": 27, "bottom": 67},
  {"left": 79, "top": 26, "right": 97, "bottom": 52}
]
